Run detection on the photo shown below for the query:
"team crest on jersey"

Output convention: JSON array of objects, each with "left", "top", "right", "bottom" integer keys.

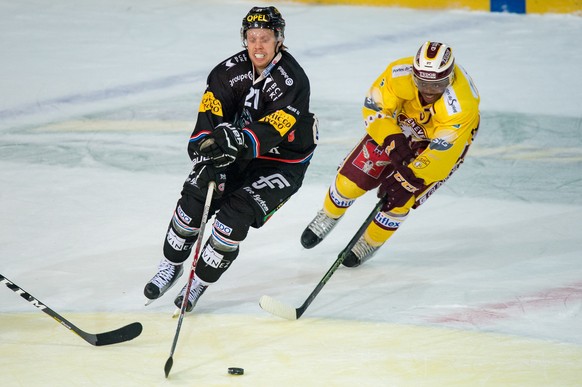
[
  {"left": 351, "top": 139, "right": 390, "bottom": 178},
  {"left": 199, "top": 91, "right": 223, "bottom": 117},
  {"left": 412, "top": 155, "right": 431, "bottom": 169},
  {"left": 397, "top": 113, "right": 428, "bottom": 140}
]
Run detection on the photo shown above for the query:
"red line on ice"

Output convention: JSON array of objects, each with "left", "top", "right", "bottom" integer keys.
[{"left": 427, "top": 282, "right": 582, "bottom": 325}]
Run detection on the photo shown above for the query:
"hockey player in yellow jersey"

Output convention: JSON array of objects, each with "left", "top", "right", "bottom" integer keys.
[{"left": 301, "top": 41, "right": 480, "bottom": 267}]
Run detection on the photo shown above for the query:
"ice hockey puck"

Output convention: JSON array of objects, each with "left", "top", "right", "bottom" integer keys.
[{"left": 228, "top": 367, "right": 244, "bottom": 375}]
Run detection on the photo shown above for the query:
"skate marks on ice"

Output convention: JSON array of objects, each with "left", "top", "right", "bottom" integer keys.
[
  {"left": 3, "top": 102, "right": 577, "bottom": 247},
  {"left": 0, "top": 95, "right": 197, "bottom": 174},
  {"left": 2, "top": 313, "right": 582, "bottom": 386},
  {"left": 2, "top": 106, "right": 580, "bottom": 205},
  {"left": 434, "top": 110, "right": 582, "bottom": 205}
]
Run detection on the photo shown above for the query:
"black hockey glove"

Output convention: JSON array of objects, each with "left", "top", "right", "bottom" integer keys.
[
  {"left": 186, "top": 156, "right": 227, "bottom": 197},
  {"left": 378, "top": 164, "right": 425, "bottom": 211},
  {"left": 383, "top": 133, "right": 415, "bottom": 167},
  {"left": 197, "top": 123, "right": 245, "bottom": 168}
]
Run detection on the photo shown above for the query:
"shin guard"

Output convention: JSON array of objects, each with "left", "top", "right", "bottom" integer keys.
[{"left": 195, "top": 236, "right": 239, "bottom": 284}]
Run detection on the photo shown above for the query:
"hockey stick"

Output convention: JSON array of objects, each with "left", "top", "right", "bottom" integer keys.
[
  {"left": 164, "top": 181, "right": 215, "bottom": 378},
  {"left": 259, "top": 196, "right": 387, "bottom": 320},
  {"left": 0, "top": 274, "right": 142, "bottom": 346}
]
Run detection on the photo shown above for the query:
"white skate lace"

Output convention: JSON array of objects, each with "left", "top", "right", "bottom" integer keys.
[
  {"left": 186, "top": 282, "right": 207, "bottom": 303},
  {"left": 151, "top": 260, "right": 177, "bottom": 288},
  {"left": 307, "top": 210, "right": 340, "bottom": 239},
  {"left": 351, "top": 237, "right": 378, "bottom": 260}
]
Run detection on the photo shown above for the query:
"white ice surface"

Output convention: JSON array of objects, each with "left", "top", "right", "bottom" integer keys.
[{"left": 1, "top": 1, "right": 582, "bottom": 386}]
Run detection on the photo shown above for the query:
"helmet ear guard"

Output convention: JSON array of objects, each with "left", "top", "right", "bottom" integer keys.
[{"left": 241, "top": 6, "right": 286, "bottom": 48}]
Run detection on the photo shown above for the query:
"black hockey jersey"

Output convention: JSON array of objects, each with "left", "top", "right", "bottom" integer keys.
[{"left": 188, "top": 50, "right": 318, "bottom": 165}]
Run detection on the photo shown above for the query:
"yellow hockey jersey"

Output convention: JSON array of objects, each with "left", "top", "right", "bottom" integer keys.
[{"left": 363, "top": 56, "right": 480, "bottom": 184}]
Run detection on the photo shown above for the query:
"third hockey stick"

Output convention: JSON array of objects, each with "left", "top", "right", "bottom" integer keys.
[
  {"left": 259, "top": 196, "right": 387, "bottom": 320},
  {"left": 1, "top": 274, "right": 142, "bottom": 346},
  {"left": 164, "top": 181, "right": 215, "bottom": 378}
]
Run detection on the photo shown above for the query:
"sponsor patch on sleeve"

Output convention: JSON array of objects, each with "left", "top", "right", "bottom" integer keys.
[
  {"left": 259, "top": 110, "right": 297, "bottom": 136},
  {"left": 391, "top": 64, "right": 413, "bottom": 78},
  {"left": 199, "top": 91, "right": 223, "bottom": 117},
  {"left": 429, "top": 138, "right": 453, "bottom": 151},
  {"left": 444, "top": 88, "right": 461, "bottom": 116}
]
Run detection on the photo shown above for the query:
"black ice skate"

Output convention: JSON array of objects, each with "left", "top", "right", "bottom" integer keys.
[
  {"left": 174, "top": 279, "right": 208, "bottom": 313},
  {"left": 341, "top": 235, "right": 379, "bottom": 268},
  {"left": 144, "top": 258, "right": 184, "bottom": 305},
  {"left": 300, "top": 210, "right": 342, "bottom": 249}
]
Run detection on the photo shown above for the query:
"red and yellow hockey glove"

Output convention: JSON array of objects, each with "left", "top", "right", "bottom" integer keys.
[{"left": 378, "top": 164, "right": 425, "bottom": 211}]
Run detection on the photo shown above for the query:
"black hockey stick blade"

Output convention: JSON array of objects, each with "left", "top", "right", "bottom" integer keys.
[
  {"left": 1, "top": 273, "right": 143, "bottom": 346},
  {"left": 164, "top": 356, "right": 174, "bottom": 378},
  {"left": 260, "top": 196, "right": 387, "bottom": 320},
  {"left": 90, "top": 322, "right": 143, "bottom": 346}
]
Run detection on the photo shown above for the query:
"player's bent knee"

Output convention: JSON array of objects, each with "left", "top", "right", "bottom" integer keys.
[
  {"left": 335, "top": 173, "right": 366, "bottom": 199},
  {"left": 171, "top": 206, "right": 199, "bottom": 237}
]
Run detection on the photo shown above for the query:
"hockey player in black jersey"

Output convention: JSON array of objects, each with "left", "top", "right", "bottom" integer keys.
[{"left": 144, "top": 6, "right": 318, "bottom": 312}]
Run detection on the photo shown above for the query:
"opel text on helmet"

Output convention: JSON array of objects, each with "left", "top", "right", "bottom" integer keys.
[{"left": 241, "top": 6, "right": 286, "bottom": 47}]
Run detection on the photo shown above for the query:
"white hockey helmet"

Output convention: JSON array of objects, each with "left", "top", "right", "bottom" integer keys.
[
  {"left": 412, "top": 41, "right": 455, "bottom": 100},
  {"left": 413, "top": 41, "right": 455, "bottom": 85}
]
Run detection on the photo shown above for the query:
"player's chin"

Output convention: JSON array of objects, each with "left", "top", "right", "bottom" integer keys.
[
  {"left": 251, "top": 57, "right": 269, "bottom": 68},
  {"left": 421, "top": 93, "right": 440, "bottom": 104}
]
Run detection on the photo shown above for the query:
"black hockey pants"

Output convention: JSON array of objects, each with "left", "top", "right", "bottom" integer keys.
[{"left": 163, "top": 158, "right": 309, "bottom": 282}]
